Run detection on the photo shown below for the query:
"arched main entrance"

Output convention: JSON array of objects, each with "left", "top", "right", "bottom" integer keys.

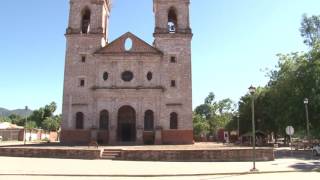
[{"left": 117, "top": 106, "right": 136, "bottom": 142}]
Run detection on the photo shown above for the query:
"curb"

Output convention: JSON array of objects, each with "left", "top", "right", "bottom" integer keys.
[{"left": 0, "top": 170, "right": 316, "bottom": 177}]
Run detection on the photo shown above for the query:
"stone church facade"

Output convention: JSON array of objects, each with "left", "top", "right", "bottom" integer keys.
[{"left": 61, "top": 0, "right": 193, "bottom": 145}]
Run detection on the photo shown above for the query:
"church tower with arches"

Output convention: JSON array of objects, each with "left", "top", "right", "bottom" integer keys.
[{"left": 61, "top": 0, "right": 193, "bottom": 145}]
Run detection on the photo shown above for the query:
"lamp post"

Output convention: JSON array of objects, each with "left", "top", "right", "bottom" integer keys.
[
  {"left": 24, "top": 106, "right": 28, "bottom": 145},
  {"left": 303, "top": 98, "right": 310, "bottom": 140},
  {"left": 249, "top": 85, "right": 258, "bottom": 172},
  {"left": 237, "top": 114, "right": 240, "bottom": 138}
]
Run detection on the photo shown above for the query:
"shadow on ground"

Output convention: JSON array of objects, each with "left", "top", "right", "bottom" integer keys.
[
  {"left": 274, "top": 149, "right": 320, "bottom": 171},
  {"left": 289, "top": 161, "right": 320, "bottom": 171},
  {"left": 275, "top": 149, "right": 320, "bottom": 160}
]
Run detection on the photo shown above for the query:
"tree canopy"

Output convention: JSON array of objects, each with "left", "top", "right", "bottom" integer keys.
[
  {"left": 236, "top": 14, "right": 320, "bottom": 139},
  {"left": 194, "top": 14, "right": 320, "bottom": 140},
  {"left": 193, "top": 92, "right": 236, "bottom": 139},
  {"left": 0, "top": 102, "right": 61, "bottom": 132}
]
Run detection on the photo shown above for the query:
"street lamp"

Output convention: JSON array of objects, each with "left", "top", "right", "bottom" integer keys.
[
  {"left": 24, "top": 106, "right": 28, "bottom": 145},
  {"left": 237, "top": 113, "right": 240, "bottom": 138},
  {"left": 248, "top": 85, "right": 258, "bottom": 172},
  {"left": 303, "top": 98, "right": 310, "bottom": 140}
]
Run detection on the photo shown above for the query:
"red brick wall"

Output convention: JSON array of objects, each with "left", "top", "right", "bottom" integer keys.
[
  {"left": 143, "top": 131, "right": 155, "bottom": 144},
  {"left": 162, "top": 130, "right": 194, "bottom": 144},
  {"left": 60, "top": 130, "right": 91, "bottom": 144},
  {"left": 97, "top": 131, "right": 108, "bottom": 144}
]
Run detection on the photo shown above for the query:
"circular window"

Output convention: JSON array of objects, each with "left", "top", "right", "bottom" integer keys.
[
  {"left": 124, "top": 38, "right": 133, "bottom": 51},
  {"left": 103, "top": 72, "right": 109, "bottom": 81},
  {"left": 147, "top": 72, "right": 153, "bottom": 81},
  {"left": 121, "top": 71, "right": 134, "bottom": 82}
]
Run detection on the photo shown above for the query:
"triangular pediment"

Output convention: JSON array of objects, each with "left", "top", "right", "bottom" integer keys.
[{"left": 95, "top": 32, "right": 162, "bottom": 55}]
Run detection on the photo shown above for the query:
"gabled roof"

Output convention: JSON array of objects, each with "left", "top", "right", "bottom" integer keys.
[{"left": 95, "top": 32, "right": 163, "bottom": 55}]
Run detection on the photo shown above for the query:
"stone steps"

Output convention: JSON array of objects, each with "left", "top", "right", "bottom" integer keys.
[{"left": 101, "top": 149, "right": 122, "bottom": 160}]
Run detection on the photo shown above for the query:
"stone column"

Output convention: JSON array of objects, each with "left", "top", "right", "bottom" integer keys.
[
  {"left": 136, "top": 126, "right": 144, "bottom": 144},
  {"left": 68, "top": 95, "right": 73, "bottom": 128},
  {"left": 135, "top": 98, "right": 143, "bottom": 144},
  {"left": 155, "top": 126, "right": 162, "bottom": 145},
  {"left": 109, "top": 98, "right": 117, "bottom": 145},
  {"left": 109, "top": 125, "right": 116, "bottom": 145},
  {"left": 90, "top": 129, "right": 98, "bottom": 141}
]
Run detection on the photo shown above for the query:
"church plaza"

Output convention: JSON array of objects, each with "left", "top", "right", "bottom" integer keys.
[{"left": 0, "top": 156, "right": 318, "bottom": 180}]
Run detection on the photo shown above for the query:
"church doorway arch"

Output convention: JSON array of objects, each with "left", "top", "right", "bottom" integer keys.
[{"left": 117, "top": 106, "right": 136, "bottom": 142}]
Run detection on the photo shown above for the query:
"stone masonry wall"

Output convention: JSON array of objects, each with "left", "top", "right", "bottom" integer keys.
[
  {"left": 120, "top": 148, "right": 274, "bottom": 161},
  {"left": 0, "top": 148, "right": 101, "bottom": 159}
]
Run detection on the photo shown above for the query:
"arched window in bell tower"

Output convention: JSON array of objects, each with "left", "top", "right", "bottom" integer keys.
[
  {"left": 168, "top": 7, "right": 177, "bottom": 33},
  {"left": 81, "top": 8, "right": 91, "bottom": 34}
]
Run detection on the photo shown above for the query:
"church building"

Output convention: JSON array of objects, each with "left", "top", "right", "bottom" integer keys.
[{"left": 61, "top": 0, "right": 193, "bottom": 145}]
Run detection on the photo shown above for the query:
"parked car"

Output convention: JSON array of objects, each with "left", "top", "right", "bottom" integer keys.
[
  {"left": 276, "top": 138, "right": 285, "bottom": 144},
  {"left": 292, "top": 139, "right": 309, "bottom": 150},
  {"left": 273, "top": 138, "right": 284, "bottom": 147},
  {"left": 312, "top": 144, "right": 320, "bottom": 156}
]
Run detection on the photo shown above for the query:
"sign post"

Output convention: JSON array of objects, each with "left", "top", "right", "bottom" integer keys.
[{"left": 286, "top": 126, "right": 295, "bottom": 153}]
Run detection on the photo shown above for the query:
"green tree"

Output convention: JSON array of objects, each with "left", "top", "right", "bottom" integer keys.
[
  {"left": 8, "top": 114, "right": 25, "bottom": 126},
  {"left": 29, "top": 102, "right": 58, "bottom": 128},
  {"left": 193, "top": 113, "right": 209, "bottom": 139},
  {"left": 194, "top": 104, "right": 214, "bottom": 119},
  {"left": 42, "top": 115, "right": 61, "bottom": 132},
  {"left": 236, "top": 14, "right": 320, "bottom": 139},
  {"left": 213, "top": 98, "right": 235, "bottom": 131},
  {"left": 194, "top": 92, "right": 236, "bottom": 137},
  {"left": 204, "top": 92, "right": 215, "bottom": 104},
  {"left": 300, "top": 14, "right": 320, "bottom": 47},
  {"left": 43, "top": 102, "right": 57, "bottom": 118},
  {"left": 25, "top": 120, "right": 36, "bottom": 130},
  {"left": 217, "top": 98, "right": 234, "bottom": 114},
  {"left": 0, "top": 116, "right": 11, "bottom": 123}
]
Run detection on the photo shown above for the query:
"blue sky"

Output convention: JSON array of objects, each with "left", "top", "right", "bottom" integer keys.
[{"left": 1, "top": 0, "right": 320, "bottom": 113}]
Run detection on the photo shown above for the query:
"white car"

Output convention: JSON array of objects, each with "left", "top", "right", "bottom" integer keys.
[{"left": 312, "top": 144, "right": 320, "bottom": 156}]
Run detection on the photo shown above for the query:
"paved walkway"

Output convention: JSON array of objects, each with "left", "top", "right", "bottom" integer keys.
[
  {"left": 1, "top": 142, "right": 319, "bottom": 179},
  {"left": 0, "top": 156, "right": 318, "bottom": 177},
  {"left": 0, "top": 172, "right": 319, "bottom": 180}
]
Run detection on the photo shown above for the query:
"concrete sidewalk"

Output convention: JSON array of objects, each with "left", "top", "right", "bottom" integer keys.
[{"left": 0, "top": 157, "right": 319, "bottom": 177}]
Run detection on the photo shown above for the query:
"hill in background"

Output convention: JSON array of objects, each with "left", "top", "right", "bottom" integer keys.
[{"left": 0, "top": 107, "right": 33, "bottom": 117}]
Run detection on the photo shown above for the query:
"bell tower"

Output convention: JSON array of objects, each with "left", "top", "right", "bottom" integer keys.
[
  {"left": 153, "top": 0, "right": 192, "bottom": 34},
  {"left": 153, "top": 0, "right": 193, "bottom": 134},
  {"left": 61, "top": 0, "right": 111, "bottom": 135},
  {"left": 66, "top": 0, "right": 111, "bottom": 47}
]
